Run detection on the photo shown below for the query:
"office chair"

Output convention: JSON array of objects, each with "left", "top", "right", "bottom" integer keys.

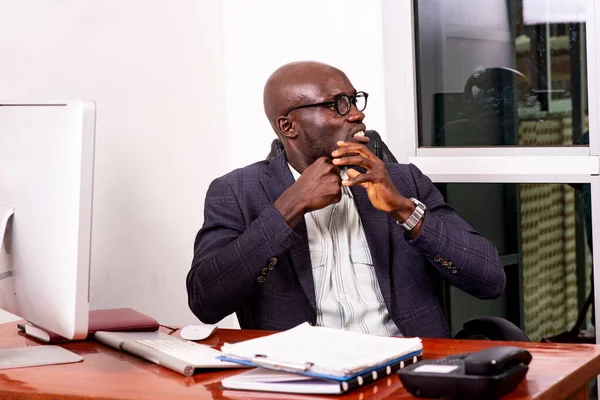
[
  {"left": 267, "top": 130, "right": 530, "bottom": 342},
  {"left": 436, "top": 67, "right": 534, "bottom": 147}
]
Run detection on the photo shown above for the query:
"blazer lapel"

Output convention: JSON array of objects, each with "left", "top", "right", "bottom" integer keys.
[
  {"left": 350, "top": 186, "right": 393, "bottom": 310},
  {"left": 261, "top": 152, "right": 317, "bottom": 312}
]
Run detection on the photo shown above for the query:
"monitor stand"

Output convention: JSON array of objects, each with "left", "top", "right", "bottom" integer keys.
[
  {"left": 0, "top": 206, "right": 84, "bottom": 370},
  {"left": 0, "top": 346, "right": 83, "bottom": 370}
]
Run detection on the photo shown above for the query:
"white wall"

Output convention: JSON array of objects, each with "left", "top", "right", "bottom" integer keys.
[
  {"left": 223, "top": 0, "right": 387, "bottom": 170},
  {"left": 0, "top": 0, "right": 388, "bottom": 329},
  {"left": 0, "top": 0, "right": 228, "bottom": 327}
]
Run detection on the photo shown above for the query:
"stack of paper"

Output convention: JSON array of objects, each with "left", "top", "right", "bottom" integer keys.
[{"left": 220, "top": 322, "right": 423, "bottom": 394}]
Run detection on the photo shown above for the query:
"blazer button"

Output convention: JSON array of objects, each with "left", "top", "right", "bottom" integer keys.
[
  {"left": 261, "top": 267, "right": 269, "bottom": 275},
  {"left": 269, "top": 257, "right": 278, "bottom": 266},
  {"left": 257, "top": 276, "right": 266, "bottom": 283},
  {"left": 434, "top": 255, "right": 443, "bottom": 263}
]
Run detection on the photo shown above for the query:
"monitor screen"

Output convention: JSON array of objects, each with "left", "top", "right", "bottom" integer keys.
[{"left": 0, "top": 101, "right": 95, "bottom": 340}]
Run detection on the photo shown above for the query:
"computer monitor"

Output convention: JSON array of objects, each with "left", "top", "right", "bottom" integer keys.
[{"left": 0, "top": 101, "right": 96, "bottom": 340}]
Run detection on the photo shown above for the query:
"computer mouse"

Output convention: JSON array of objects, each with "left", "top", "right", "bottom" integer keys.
[{"left": 180, "top": 324, "right": 217, "bottom": 341}]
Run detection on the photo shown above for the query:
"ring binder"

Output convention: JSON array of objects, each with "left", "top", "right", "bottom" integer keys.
[
  {"left": 252, "top": 355, "right": 314, "bottom": 372},
  {"left": 222, "top": 353, "right": 424, "bottom": 395},
  {"left": 219, "top": 323, "right": 424, "bottom": 394}
]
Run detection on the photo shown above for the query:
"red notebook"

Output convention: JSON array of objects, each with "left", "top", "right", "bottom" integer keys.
[{"left": 18, "top": 308, "right": 159, "bottom": 343}]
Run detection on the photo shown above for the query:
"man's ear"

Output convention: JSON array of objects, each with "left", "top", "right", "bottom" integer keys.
[{"left": 277, "top": 116, "right": 297, "bottom": 139}]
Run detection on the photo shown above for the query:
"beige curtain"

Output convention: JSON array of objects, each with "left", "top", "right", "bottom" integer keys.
[{"left": 519, "top": 117, "right": 580, "bottom": 341}]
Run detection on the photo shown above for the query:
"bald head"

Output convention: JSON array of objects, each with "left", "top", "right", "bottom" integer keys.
[{"left": 263, "top": 61, "right": 348, "bottom": 135}]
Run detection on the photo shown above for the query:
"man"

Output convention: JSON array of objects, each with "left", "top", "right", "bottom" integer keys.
[{"left": 186, "top": 61, "right": 505, "bottom": 338}]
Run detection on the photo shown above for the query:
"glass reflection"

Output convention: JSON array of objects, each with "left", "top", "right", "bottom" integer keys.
[
  {"left": 415, "top": 0, "right": 588, "bottom": 147},
  {"left": 436, "top": 182, "right": 594, "bottom": 342}
]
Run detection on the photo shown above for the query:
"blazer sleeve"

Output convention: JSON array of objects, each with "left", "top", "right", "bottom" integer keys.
[
  {"left": 392, "top": 163, "right": 506, "bottom": 299},
  {"left": 186, "top": 176, "right": 301, "bottom": 324}
]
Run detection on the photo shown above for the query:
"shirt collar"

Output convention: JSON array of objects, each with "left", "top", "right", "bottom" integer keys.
[{"left": 287, "top": 163, "right": 349, "bottom": 181}]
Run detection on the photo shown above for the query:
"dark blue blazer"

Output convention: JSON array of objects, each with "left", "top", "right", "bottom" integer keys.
[{"left": 187, "top": 151, "right": 505, "bottom": 338}]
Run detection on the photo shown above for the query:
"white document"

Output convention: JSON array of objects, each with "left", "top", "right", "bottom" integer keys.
[
  {"left": 221, "top": 322, "right": 423, "bottom": 378},
  {"left": 222, "top": 368, "right": 344, "bottom": 395}
]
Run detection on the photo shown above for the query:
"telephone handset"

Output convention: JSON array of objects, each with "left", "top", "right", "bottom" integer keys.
[{"left": 398, "top": 346, "right": 531, "bottom": 399}]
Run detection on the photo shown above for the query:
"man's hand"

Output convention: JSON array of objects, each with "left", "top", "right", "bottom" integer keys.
[
  {"left": 274, "top": 157, "right": 342, "bottom": 228},
  {"left": 332, "top": 141, "right": 423, "bottom": 236}
]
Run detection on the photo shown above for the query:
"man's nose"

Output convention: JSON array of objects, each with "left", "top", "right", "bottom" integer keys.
[{"left": 346, "top": 104, "right": 365, "bottom": 122}]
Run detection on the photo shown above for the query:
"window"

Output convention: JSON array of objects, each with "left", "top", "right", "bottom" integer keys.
[
  {"left": 414, "top": 0, "right": 588, "bottom": 148},
  {"left": 439, "top": 182, "right": 592, "bottom": 340},
  {"left": 381, "top": 0, "right": 599, "bottom": 342}
]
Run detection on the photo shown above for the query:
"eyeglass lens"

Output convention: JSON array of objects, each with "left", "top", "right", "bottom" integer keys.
[{"left": 336, "top": 93, "right": 367, "bottom": 115}]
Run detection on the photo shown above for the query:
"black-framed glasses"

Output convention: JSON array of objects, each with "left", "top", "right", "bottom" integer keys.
[{"left": 284, "top": 91, "right": 369, "bottom": 116}]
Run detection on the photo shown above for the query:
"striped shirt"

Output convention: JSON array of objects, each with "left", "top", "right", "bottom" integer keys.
[{"left": 289, "top": 164, "right": 401, "bottom": 336}]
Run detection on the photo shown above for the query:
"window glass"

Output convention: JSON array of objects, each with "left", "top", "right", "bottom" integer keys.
[
  {"left": 415, "top": 1, "right": 588, "bottom": 147},
  {"left": 437, "top": 182, "right": 593, "bottom": 342}
]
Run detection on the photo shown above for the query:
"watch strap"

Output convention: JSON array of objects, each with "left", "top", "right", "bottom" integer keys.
[{"left": 397, "top": 198, "right": 426, "bottom": 231}]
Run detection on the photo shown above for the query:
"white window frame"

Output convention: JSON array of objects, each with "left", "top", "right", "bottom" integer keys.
[{"left": 382, "top": 0, "right": 600, "bottom": 345}]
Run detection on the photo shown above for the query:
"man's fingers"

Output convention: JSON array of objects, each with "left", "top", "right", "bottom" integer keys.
[
  {"left": 347, "top": 168, "right": 361, "bottom": 179},
  {"left": 352, "top": 135, "right": 371, "bottom": 144},
  {"left": 332, "top": 155, "right": 374, "bottom": 169},
  {"left": 342, "top": 175, "right": 369, "bottom": 187},
  {"left": 314, "top": 156, "right": 341, "bottom": 174},
  {"left": 332, "top": 141, "right": 376, "bottom": 160},
  {"left": 342, "top": 169, "right": 371, "bottom": 187}
]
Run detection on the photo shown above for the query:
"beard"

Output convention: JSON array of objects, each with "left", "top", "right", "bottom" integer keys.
[{"left": 305, "top": 132, "right": 334, "bottom": 161}]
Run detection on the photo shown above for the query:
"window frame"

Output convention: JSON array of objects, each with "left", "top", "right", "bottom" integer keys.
[{"left": 382, "top": 0, "right": 600, "bottom": 345}]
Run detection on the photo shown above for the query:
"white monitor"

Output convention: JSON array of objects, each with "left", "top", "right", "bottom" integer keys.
[{"left": 0, "top": 101, "right": 95, "bottom": 340}]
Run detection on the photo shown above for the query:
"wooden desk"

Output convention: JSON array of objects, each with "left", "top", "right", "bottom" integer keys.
[{"left": 0, "top": 322, "right": 599, "bottom": 400}]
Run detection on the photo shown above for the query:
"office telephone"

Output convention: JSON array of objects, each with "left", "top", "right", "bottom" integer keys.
[{"left": 398, "top": 346, "right": 531, "bottom": 399}]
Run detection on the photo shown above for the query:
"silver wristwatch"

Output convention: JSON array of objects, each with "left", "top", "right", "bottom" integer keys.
[{"left": 397, "top": 198, "right": 426, "bottom": 231}]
